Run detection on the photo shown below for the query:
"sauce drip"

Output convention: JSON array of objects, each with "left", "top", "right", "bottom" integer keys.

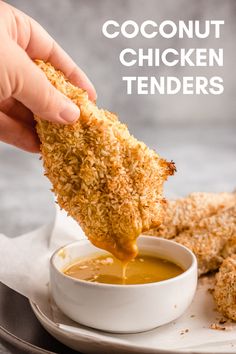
[
  {"left": 64, "top": 253, "right": 183, "bottom": 285},
  {"left": 122, "top": 262, "right": 128, "bottom": 284}
]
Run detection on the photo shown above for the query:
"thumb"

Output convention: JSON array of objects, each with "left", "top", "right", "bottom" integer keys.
[{"left": 11, "top": 43, "right": 80, "bottom": 124}]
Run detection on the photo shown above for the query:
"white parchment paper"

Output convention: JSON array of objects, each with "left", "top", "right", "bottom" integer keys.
[{"left": 0, "top": 205, "right": 85, "bottom": 308}]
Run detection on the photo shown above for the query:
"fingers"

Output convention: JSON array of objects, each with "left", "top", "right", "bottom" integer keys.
[
  {"left": 11, "top": 6, "right": 97, "bottom": 101},
  {"left": 0, "top": 111, "right": 40, "bottom": 153},
  {"left": 10, "top": 41, "right": 80, "bottom": 124},
  {"left": 0, "top": 97, "right": 33, "bottom": 125}
]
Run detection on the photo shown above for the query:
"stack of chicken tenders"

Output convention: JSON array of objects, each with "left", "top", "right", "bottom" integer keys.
[
  {"left": 35, "top": 60, "right": 236, "bottom": 322},
  {"left": 146, "top": 192, "right": 236, "bottom": 321}
]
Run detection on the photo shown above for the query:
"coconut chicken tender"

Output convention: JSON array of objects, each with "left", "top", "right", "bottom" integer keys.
[
  {"left": 221, "top": 235, "right": 236, "bottom": 259},
  {"left": 175, "top": 205, "right": 236, "bottom": 275},
  {"left": 146, "top": 192, "right": 236, "bottom": 239},
  {"left": 145, "top": 192, "right": 236, "bottom": 275},
  {"left": 214, "top": 255, "right": 236, "bottom": 321},
  {"left": 35, "top": 60, "right": 175, "bottom": 261}
]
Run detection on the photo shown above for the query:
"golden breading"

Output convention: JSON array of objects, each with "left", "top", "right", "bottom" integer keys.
[
  {"left": 145, "top": 192, "right": 236, "bottom": 239},
  {"left": 214, "top": 255, "right": 236, "bottom": 321},
  {"left": 175, "top": 206, "right": 236, "bottom": 275},
  {"left": 34, "top": 60, "right": 175, "bottom": 261},
  {"left": 221, "top": 235, "right": 236, "bottom": 259}
]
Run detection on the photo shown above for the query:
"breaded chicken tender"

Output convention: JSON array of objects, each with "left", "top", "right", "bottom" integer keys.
[
  {"left": 35, "top": 60, "right": 175, "bottom": 261},
  {"left": 214, "top": 255, "right": 236, "bottom": 321},
  {"left": 175, "top": 206, "right": 236, "bottom": 275},
  {"left": 221, "top": 235, "right": 236, "bottom": 259},
  {"left": 146, "top": 192, "right": 236, "bottom": 239}
]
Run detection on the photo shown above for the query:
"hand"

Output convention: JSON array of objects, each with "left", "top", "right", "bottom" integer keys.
[{"left": 0, "top": 1, "right": 96, "bottom": 152}]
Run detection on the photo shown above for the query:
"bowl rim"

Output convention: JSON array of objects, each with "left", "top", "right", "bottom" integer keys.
[{"left": 50, "top": 236, "right": 198, "bottom": 289}]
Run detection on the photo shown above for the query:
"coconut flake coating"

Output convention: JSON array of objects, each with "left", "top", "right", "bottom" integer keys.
[
  {"left": 175, "top": 206, "right": 236, "bottom": 275},
  {"left": 214, "top": 255, "right": 236, "bottom": 321},
  {"left": 146, "top": 192, "right": 236, "bottom": 239}
]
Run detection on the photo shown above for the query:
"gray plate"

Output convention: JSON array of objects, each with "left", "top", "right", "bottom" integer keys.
[{"left": 0, "top": 283, "right": 82, "bottom": 354}]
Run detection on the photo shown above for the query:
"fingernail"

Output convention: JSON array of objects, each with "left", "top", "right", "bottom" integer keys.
[{"left": 60, "top": 102, "right": 80, "bottom": 123}]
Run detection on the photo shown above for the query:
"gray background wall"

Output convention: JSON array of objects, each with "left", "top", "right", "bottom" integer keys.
[{"left": 0, "top": 0, "right": 235, "bottom": 236}]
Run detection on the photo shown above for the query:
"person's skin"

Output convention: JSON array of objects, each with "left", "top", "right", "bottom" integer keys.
[{"left": 0, "top": 1, "right": 96, "bottom": 153}]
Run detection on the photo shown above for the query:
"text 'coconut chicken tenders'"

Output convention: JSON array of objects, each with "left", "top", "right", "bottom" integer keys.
[{"left": 35, "top": 60, "right": 175, "bottom": 261}]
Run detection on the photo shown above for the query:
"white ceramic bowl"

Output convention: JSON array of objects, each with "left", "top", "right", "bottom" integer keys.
[{"left": 50, "top": 236, "right": 197, "bottom": 333}]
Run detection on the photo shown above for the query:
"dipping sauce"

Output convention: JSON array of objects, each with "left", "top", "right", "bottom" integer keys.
[{"left": 63, "top": 254, "right": 184, "bottom": 285}]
